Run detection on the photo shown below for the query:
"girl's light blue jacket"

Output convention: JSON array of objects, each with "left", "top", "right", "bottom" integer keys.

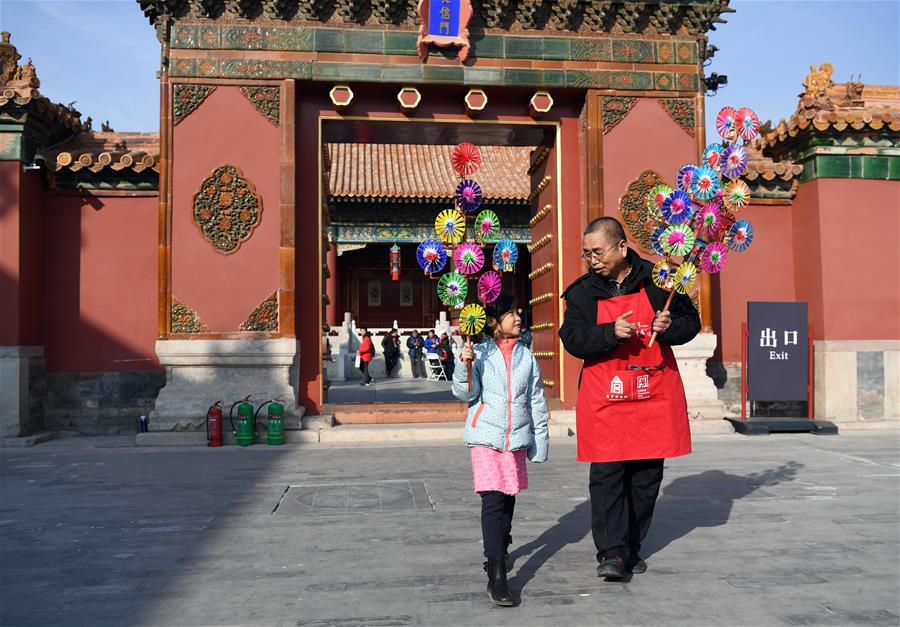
[{"left": 452, "top": 339, "right": 549, "bottom": 463}]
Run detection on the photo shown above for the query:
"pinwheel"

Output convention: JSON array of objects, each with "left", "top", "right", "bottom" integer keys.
[
  {"left": 477, "top": 271, "right": 502, "bottom": 304},
  {"left": 721, "top": 144, "right": 748, "bottom": 179},
  {"left": 700, "top": 241, "right": 729, "bottom": 273},
  {"left": 722, "top": 179, "right": 751, "bottom": 212},
  {"left": 716, "top": 106, "right": 737, "bottom": 139},
  {"left": 736, "top": 107, "right": 760, "bottom": 141},
  {"left": 455, "top": 179, "right": 483, "bottom": 214},
  {"left": 437, "top": 270, "right": 468, "bottom": 307},
  {"left": 453, "top": 242, "right": 485, "bottom": 275},
  {"left": 458, "top": 302, "right": 487, "bottom": 391},
  {"left": 674, "top": 261, "right": 698, "bottom": 294},
  {"left": 646, "top": 184, "right": 673, "bottom": 217},
  {"left": 661, "top": 223, "right": 696, "bottom": 257},
  {"left": 459, "top": 303, "right": 486, "bottom": 337},
  {"left": 416, "top": 238, "right": 448, "bottom": 274},
  {"left": 651, "top": 225, "right": 667, "bottom": 256},
  {"left": 435, "top": 208, "right": 465, "bottom": 245},
  {"left": 703, "top": 143, "right": 725, "bottom": 170},
  {"left": 691, "top": 165, "right": 721, "bottom": 201},
  {"left": 661, "top": 190, "right": 694, "bottom": 224},
  {"left": 474, "top": 210, "right": 500, "bottom": 243},
  {"left": 676, "top": 164, "right": 698, "bottom": 193},
  {"left": 492, "top": 238, "right": 518, "bottom": 272},
  {"left": 451, "top": 142, "right": 481, "bottom": 176},
  {"left": 696, "top": 202, "right": 721, "bottom": 237},
  {"left": 651, "top": 259, "right": 676, "bottom": 289},
  {"left": 727, "top": 219, "right": 754, "bottom": 252}
]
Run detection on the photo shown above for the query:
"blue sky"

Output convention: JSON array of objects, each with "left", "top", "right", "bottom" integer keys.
[{"left": 1, "top": 0, "right": 898, "bottom": 135}]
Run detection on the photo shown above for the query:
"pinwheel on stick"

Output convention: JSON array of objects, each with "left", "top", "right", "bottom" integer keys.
[
  {"left": 458, "top": 303, "right": 486, "bottom": 391},
  {"left": 636, "top": 105, "right": 760, "bottom": 347}
]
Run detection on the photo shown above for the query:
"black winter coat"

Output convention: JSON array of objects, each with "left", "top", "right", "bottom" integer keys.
[{"left": 559, "top": 248, "right": 700, "bottom": 361}]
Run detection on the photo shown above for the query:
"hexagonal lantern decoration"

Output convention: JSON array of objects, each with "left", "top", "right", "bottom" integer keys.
[
  {"left": 529, "top": 91, "right": 554, "bottom": 119},
  {"left": 464, "top": 89, "right": 488, "bottom": 118},
  {"left": 397, "top": 87, "right": 422, "bottom": 114},
  {"left": 329, "top": 85, "right": 354, "bottom": 111}
]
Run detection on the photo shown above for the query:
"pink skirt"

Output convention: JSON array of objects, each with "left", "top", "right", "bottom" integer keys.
[{"left": 470, "top": 446, "right": 528, "bottom": 495}]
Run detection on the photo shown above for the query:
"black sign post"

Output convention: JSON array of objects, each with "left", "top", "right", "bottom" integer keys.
[{"left": 729, "top": 302, "right": 838, "bottom": 435}]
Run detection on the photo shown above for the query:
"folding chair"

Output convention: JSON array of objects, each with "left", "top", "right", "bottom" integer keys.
[{"left": 426, "top": 353, "right": 447, "bottom": 381}]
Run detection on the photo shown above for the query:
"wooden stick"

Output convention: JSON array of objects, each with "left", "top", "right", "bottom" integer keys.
[{"left": 647, "top": 288, "right": 677, "bottom": 347}]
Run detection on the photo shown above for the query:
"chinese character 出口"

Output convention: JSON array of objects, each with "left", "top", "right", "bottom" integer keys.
[
  {"left": 784, "top": 330, "right": 799, "bottom": 346},
  {"left": 760, "top": 328, "right": 777, "bottom": 348}
]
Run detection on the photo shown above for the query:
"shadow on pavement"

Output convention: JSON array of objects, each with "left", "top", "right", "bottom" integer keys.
[
  {"left": 643, "top": 461, "right": 804, "bottom": 559},
  {"left": 508, "top": 499, "right": 592, "bottom": 596}
]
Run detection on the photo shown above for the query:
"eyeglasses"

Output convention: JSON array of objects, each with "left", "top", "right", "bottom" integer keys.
[{"left": 581, "top": 240, "right": 624, "bottom": 261}]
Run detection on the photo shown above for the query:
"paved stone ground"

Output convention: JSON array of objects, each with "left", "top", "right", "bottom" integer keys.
[
  {"left": 1, "top": 433, "right": 898, "bottom": 627},
  {"left": 327, "top": 378, "right": 454, "bottom": 404}
]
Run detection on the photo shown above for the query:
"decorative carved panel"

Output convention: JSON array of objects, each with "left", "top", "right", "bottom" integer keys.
[
  {"left": 658, "top": 98, "right": 696, "bottom": 137},
  {"left": 171, "top": 297, "right": 209, "bottom": 333},
  {"left": 239, "top": 86, "right": 280, "bottom": 125},
  {"left": 239, "top": 291, "right": 279, "bottom": 331},
  {"left": 618, "top": 169, "right": 667, "bottom": 254},
  {"left": 192, "top": 165, "right": 263, "bottom": 254},
  {"left": 602, "top": 96, "right": 637, "bottom": 134},
  {"left": 173, "top": 85, "right": 216, "bottom": 125}
]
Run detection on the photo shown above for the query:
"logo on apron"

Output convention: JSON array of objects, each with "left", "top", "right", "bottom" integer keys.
[{"left": 606, "top": 370, "right": 653, "bottom": 402}]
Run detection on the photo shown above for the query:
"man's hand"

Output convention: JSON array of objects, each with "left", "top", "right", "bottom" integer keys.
[
  {"left": 652, "top": 309, "right": 672, "bottom": 334},
  {"left": 614, "top": 311, "right": 636, "bottom": 340},
  {"left": 460, "top": 340, "right": 475, "bottom": 363}
]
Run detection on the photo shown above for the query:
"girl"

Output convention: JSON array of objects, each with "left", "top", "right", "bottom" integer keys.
[{"left": 453, "top": 293, "right": 549, "bottom": 607}]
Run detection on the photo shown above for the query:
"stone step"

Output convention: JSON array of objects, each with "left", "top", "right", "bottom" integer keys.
[
  {"left": 323, "top": 402, "right": 467, "bottom": 425},
  {"left": 1, "top": 431, "right": 60, "bottom": 448}
]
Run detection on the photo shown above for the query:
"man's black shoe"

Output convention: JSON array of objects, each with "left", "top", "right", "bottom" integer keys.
[
  {"left": 626, "top": 556, "right": 647, "bottom": 574},
  {"left": 596, "top": 556, "right": 625, "bottom": 580}
]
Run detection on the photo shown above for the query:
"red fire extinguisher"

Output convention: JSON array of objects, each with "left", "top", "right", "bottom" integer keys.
[{"left": 206, "top": 401, "right": 223, "bottom": 448}]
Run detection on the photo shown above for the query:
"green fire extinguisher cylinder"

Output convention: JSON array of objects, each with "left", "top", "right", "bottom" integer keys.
[
  {"left": 236, "top": 401, "right": 255, "bottom": 446},
  {"left": 267, "top": 402, "right": 285, "bottom": 446}
]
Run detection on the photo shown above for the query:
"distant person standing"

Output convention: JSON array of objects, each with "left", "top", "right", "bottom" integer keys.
[
  {"left": 439, "top": 332, "right": 455, "bottom": 378},
  {"left": 382, "top": 329, "right": 401, "bottom": 378},
  {"left": 407, "top": 330, "right": 426, "bottom": 378},
  {"left": 357, "top": 327, "right": 375, "bottom": 386}
]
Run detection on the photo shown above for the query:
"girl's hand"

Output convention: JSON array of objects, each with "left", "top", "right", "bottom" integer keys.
[{"left": 460, "top": 340, "right": 475, "bottom": 363}]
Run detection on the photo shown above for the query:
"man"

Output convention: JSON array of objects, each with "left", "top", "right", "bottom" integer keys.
[
  {"left": 381, "top": 329, "right": 401, "bottom": 378},
  {"left": 439, "top": 332, "right": 455, "bottom": 378},
  {"left": 406, "top": 330, "right": 426, "bottom": 379},
  {"left": 559, "top": 217, "right": 697, "bottom": 580}
]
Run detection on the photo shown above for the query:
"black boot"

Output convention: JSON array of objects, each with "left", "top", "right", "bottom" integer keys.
[
  {"left": 503, "top": 534, "right": 513, "bottom": 572},
  {"left": 484, "top": 558, "right": 514, "bottom": 607}
]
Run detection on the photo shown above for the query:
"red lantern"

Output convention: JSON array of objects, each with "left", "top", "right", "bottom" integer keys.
[{"left": 389, "top": 244, "right": 401, "bottom": 281}]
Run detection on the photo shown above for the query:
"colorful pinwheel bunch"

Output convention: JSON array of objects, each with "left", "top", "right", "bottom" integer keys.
[
  {"left": 416, "top": 143, "right": 519, "bottom": 329},
  {"left": 644, "top": 106, "right": 759, "bottom": 303}
]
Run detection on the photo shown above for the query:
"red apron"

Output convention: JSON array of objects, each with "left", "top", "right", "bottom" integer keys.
[{"left": 575, "top": 285, "right": 692, "bottom": 463}]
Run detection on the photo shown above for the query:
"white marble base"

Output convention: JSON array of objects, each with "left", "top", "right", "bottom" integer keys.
[
  {"left": 0, "top": 346, "right": 42, "bottom": 438},
  {"left": 150, "top": 339, "right": 304, "bottom": 431},
  {"left": 815, "top": 340, "right": 900, "bottom": 422},
  {"left": 672, "top": 332, "right": 732, "bottom": 420}
]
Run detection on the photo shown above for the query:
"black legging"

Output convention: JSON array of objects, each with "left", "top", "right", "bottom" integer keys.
[
  {"left": 359, "top": 360, "right": 371, "bottom": 383},
  {"left": 480, "top": 491, "right": 516, "bottom": 558}
]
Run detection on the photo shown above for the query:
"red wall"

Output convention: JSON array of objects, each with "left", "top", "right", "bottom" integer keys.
[
  {"left": 172, "top": 86, "right": 281, "bottom": 332},
  {"left": 602, "top": 99, "right": 697, "bottom": 220},
  {"left": 0, "top": 163, "right": 44, "bottom": 347},
  {"left": 42, "top": 194, "right": 160, "bottom": 372},
  {"left": 716, "top": 201, "right": 797, "bottom": 362},
  {"left": 800, "top": 178, "right": 900, "bottom": 341},
  {"left": 0, "top": 160, "right": 23, "bottom": 345}
]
